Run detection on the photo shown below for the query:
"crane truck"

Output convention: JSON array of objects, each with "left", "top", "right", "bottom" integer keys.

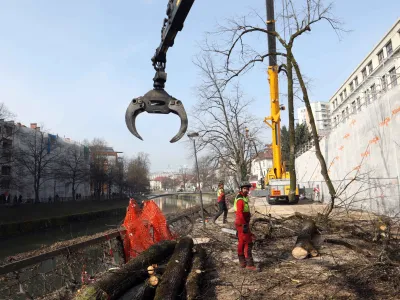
[{"left": 263, "top": 0, "right": 299, "bottom": 204}]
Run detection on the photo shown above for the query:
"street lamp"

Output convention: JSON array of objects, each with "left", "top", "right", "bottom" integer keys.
[{"left": 187, "top": 132, "right": 205, "bottom": 228}]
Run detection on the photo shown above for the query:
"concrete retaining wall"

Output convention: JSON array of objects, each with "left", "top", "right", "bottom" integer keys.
[{"left": 296, "top": 85, "right": 400, "bottom": 216}]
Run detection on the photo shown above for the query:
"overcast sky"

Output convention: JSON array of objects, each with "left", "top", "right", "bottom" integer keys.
[{"left": 1, "top": 0, "right": 399, "bottom": 173}]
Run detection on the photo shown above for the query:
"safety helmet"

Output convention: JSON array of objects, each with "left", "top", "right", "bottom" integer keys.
[{"left": 239, "top": 182, "right": 252, "bottom": 189}]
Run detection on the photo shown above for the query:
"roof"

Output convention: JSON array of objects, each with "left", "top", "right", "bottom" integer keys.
[{"left": 253, "top": 148, "right": 273, "bottom": 161}]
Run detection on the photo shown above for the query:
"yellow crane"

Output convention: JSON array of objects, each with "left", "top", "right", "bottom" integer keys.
[{"left": 263, "top": 0, "right": 299, "bottom": 204}]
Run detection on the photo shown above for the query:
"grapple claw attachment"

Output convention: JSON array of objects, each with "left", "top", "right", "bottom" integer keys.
[{"left": 125, "top": 88, "right": 188, "bottom": 143}]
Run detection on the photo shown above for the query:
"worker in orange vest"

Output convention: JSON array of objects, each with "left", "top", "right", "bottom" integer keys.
[
  {"left": 234, "top": 182, "right": 257, "bottom": 271},
  {"left": 212, "top": 181, "right": 228, "bottom": 224}
]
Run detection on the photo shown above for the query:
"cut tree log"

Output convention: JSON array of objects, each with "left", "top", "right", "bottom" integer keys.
[
  {"left": 154, "top": 237, "right": 194, "bottom": 300},
  {"left": 74, "top": 240, "right": 176, "bottom": 300},
  {"left": 185, "top": 245, "right": 206, "bottom": 300},
  {"left": 119, "top": 279, "right": 157, "bottom": 300},
  {"left": 292, "top": 219, "right": 318, "bottom": 259}
]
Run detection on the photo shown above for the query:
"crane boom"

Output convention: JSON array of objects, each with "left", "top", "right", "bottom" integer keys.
[
  {"left": 263, "top": 0, "right": 285, "bottom": 181},
  {"left": 263, "top": 0, "right": 299, "bottom": 204}
]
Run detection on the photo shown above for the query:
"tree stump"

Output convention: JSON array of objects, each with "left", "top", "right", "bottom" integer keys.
[
  {"left": 185, "top": 245, "right": 206, "bottom": 300},
  {"left": 74, "top": 240, "right": 176, "bottom": 300},
  {"left": 292, "top": 219, "right": 318, "bottom": 259},
  {"left": 154, "top": 237, "right": 194, "bottom": 300}
]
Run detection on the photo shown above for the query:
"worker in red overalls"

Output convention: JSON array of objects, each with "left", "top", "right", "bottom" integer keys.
[{"left": 234, "top": 182, "right": 256, "bottom": 271}]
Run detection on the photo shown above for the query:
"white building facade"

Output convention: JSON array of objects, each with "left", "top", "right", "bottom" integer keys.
[
  {"left": 330, "top": 19, "right": 400, "bottom": 127},
  {"left": 1, "top": 122, "right": 90, "bottom": 203},
  {"left": 297, "top": 101, "right": 330, "bottom": 134}
]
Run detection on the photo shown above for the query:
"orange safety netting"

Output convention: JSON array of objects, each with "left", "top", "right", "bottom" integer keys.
[{"left": 123, "top": 198, "right": 174, "bottom": 261}]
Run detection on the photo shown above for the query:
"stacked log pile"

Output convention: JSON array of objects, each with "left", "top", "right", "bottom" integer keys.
[{"left": 74, "top": 237, "right": 206, "bottom": 300}]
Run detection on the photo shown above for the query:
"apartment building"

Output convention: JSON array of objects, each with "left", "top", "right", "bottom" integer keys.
[
  {"left": 0, "top": 121, "right": 90, "bottom": 203},
  {"left": 297, "top": 102, "right": 331, "bottom": 134},
  {"left": 330, "top": 19, "right": 400, "bottom": 126}
]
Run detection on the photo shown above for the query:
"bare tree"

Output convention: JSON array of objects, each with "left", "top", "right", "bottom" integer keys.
[
  {"left": 178, "top": 166, "right": 190, "bottom": 191},
  {"left": 203, "top": 0, "right": 344, "bottom": 212},
  {"left": 88, "top": 138, "right": 108, "bottom": 200},
  {"left": 126, "top": 152, "right": 151, "bottom": 194},
  {"left": 14, "top": 128, "right": 61, "bottom": 203},
  {"left": 113, "top": 157, "right": 127, "bottom": 198},
  {"left": 0, "top": 104, "right": 17, "bottom": 192},
  {"left": 58, "top": 144, "right": 90, "bottom": 200},
  {"left": 196, "top": 155, "right": 218, "bottom": 191},
  {"left": 192, "top": 54, "right": 263, "bottom": 188},
  {"left": 159, "top": 176, "right": 176, "bottom": 191}
]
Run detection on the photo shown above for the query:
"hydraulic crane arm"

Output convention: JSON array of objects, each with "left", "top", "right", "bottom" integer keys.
[
  {"left": 125, "top": 0, "right": 195, "bottom": 143},
  {"left": 152, "top": 0, "right": 195, "bottom": 68}
]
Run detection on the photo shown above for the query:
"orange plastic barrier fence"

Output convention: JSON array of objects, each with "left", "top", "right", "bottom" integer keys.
[{"left": 123, "top": 198, "right": 174, "bottom": 261}]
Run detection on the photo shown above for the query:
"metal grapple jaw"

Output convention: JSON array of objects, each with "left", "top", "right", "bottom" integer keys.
[{"left": 125, "top": 88, "right": 188, "bottom": 143}]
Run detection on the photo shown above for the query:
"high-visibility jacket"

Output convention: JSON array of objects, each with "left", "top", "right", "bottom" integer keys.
[
  {"left": 234, "top": 193, "right": 250, "bottom": 225},
  {"left": 217, "top": 188, "right": 225, "bottom": 202}
]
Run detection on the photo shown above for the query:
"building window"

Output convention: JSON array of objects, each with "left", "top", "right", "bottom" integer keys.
[
  {"left": 1, "top": 180, "right": 10, "bottom": 189},
  {"left": 386, "top": 40, "right": 393, "bottom": 56},
  {"left": 389, "top": 67, "right": 397, "bottom": 87},
  {"left": 362, "top": 68, "right": 367, "bottom": 80},
  {"left": 354, "top": 76, "right": 359, "bottom": 87},
  {"left": 351, "top": 101, "right": 356, "bottom": 113},
  {"left": 381, "top": 75, "right": 387, "bottom": 91},
  {"left": 1, "top": 166, "right": 11, "bottom": 175},
  {"left": 365, "top": 89, "right": 370, "bottom": 103},
  {"left": 367, "top": 61, "right": 373, "bottom": 74},
  {"left": 2, "top": 139, "right": 12, "bottom": 149},
  {"left": 345, "top": 106, "right": 349, "bottom": 118},
  {"left": 377, "top": 50, "right": 384, "bottom": 64},
  {"left": 357, "top": 97, "right": 361, "bottom": 111},
  {"left": 371, "top": 84, "right": 377, "bottom": 100},
  {"left": 343, "top": 88, "right": 347, "bottom": 98},
  {"left": 339, "top": 93, "right": 343, "bottom": 102},
  {"left": 350, "top": 82, "right": 354, "bottom": 92}
]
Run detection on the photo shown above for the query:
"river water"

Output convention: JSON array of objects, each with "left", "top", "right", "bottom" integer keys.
[{"left": 0, "top": 195, "right": 211, "bottom": 260}]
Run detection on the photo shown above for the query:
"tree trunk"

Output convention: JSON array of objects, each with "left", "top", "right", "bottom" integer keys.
[
  {"left": 154, "top": 237, "right": 194, "bottom": 300},
  {"left": 120, "top": 281, "right": 157, "bottom": 300},
  {"left": 72, "top": 178, "right": 76, "bottom": 201},
  {"left": 291, "top": 54, "right": 336, "bottom": 216},
  {"left": 292, "top": 219, "right": 318, "bottom": 259},
  {"left": 286, "top": 52, "right": 297, "bottom": 202},
  {"left": 34, "top": 179, "right": 40, "bottom": 204},
  {"left": 185, "top": 245, "right": 206, "bottom": 300},
  {"left": 74, "top": 240, "right": 176, "bottom": 300}
]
